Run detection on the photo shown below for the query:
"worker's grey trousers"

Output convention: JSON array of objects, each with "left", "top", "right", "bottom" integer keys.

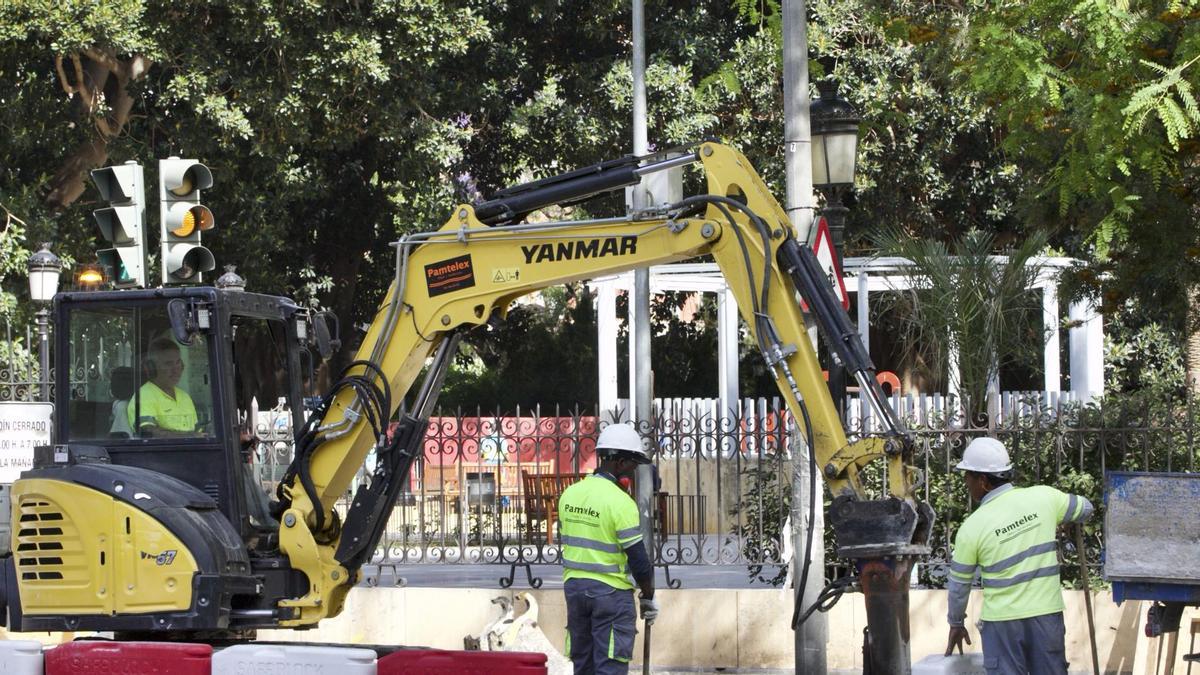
[
  {"left": 564, "top": 578, "right": 637, "bottom": 675},
  {"left": 980, "top": 612, "right": 1068, "bottom": 675}
]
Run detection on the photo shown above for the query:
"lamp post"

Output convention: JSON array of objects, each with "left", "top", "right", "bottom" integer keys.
[
  {"left": 810, "top": 78, "right": 861, "bottom": 415},
  {"left": 26, "top": 243, "right": 62, "bottom": 402},
  {"left": 810, "top": 78, "right": 861, "bottom": 249}
]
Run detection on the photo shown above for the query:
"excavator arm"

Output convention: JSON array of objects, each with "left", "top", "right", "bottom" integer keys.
[{"left": 275, "top": 142, "right": 931, "bottom": 670}]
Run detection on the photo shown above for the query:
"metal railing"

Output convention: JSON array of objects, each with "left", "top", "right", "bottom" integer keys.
[
  {"left": 302, "top": 395, "right": 1199, "bottom": 591},
  {"left": 0, "top": 320, "right": 46, "bottom": 402}
]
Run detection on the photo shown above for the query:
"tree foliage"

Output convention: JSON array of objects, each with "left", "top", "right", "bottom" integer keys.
[
  {"left": 5, "top": 0, "right": 1198, "bottom": 406},
  {"left": 0, "top": 0, "right": 489, "bottom": 335},
  {"left": 873, "top": 228, "right": 1050, "bottom": 411},
  {"left": 876, "top": 1, "right": 1200, "bottom": 314}
]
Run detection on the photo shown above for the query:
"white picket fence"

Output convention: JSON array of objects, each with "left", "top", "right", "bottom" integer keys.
[{"left": 634, "top": 390, "right": 1085, "bottom": 453}]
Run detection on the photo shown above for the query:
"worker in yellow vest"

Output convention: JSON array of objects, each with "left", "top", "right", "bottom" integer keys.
[
  {"left": 945, "top": 437, "right": 1093, "bottom": 674},
  {"left": 129, "top": 337, "right": 199, "bottom": 436},
  {"left": 559, "top": 423, "right": 657, "bottom": 675}
]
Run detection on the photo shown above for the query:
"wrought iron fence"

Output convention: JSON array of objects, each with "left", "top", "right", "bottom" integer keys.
[
  {"left": 0, "top": 319, "right": 47, "bottom": 402},
  {"left": 308, "top": 403, "right": 794, "bottom": 574},
  {"left": 868, "top": 393, "right": 1200, "bottom": 589},
  {"left": 302, "top": 394, "right": 1200, "bottom": 591}
]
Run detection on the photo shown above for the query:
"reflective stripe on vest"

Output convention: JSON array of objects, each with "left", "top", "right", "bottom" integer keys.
[
  {"left": 560, "top": 534, "right": 621, "bottom": 553},
  {"left": 981, "top": 540, "right": 1058, "bottom": 574},
  {"left": 615, "top": 526, "right": 641, "bottom": 541},
  {"left": 981, "top": 564, "right": 1059, "bottom": 588},
  {"left": 559, "top": 475, "right": 641, "bottom": 590},
  {"left": 563, "top": 559, "right": 622, "bottom": 574}
]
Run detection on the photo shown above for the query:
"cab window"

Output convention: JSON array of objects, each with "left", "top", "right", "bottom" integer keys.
[{"left": 66, "top": 304, "right": 215, "bottom": 441}]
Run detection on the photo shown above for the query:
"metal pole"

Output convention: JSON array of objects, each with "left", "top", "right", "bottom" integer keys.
[
  {"left": 1074, "top": 525, "right": 1101, "bottom": 675},
  {"left": 631, "top": 0, "right": 656, "bottom": 581},
  {"left": 37, "top": 307, "right": 50, "bottom": 402},
  {"left": 784, "top": 0, "right": 827, "bottom": 672},
  {"left": 859, "top": 556, "right": 917, "bottom": 674},
  {"left": 783, "top": 0, "right": 816, "bottom": 242}
]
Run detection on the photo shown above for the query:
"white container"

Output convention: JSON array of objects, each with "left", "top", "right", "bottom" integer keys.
[
  {"left": 0, "top": 640, "right": 44, "bottom": 675},
  {"left": 212, "top": 643, "right": 377, "bottom": 675},
  {"left": 912, "top": 652, "right": 987, "bottom": 675}
]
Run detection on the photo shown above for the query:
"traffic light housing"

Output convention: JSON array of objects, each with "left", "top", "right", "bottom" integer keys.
[
  {"left": 90, "top": 161, "right": 146, "bottom": 288},
  {"left": 159, "top": 157, "right": 215, "bottom": 284}
]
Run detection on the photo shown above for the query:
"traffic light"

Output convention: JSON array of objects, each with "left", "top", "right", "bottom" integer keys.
[
  {"left": 90, "top": 161, "right": 146, "bottom": 288},
  {"left": 159, "top": 157, "right": 215, "bottom": 284}
]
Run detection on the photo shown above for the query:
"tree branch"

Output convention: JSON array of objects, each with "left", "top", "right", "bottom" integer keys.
[
  {"left": 82, "top": 47, "right": 121, "bottom": 73},
  {"left": 54, "top": 54, "right": 78, "bottom": 96},
  {"left": 45, "top": 49, "right": 153, "bottom": 211}
]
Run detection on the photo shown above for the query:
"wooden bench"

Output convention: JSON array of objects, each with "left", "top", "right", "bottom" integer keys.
[{"left": 521, "top": 470, "right": 587, "bottom": 545}]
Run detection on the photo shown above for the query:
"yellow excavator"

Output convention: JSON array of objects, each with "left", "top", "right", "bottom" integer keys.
[{"left": 1, "top": 142, "right": 931, "bottom": 671}]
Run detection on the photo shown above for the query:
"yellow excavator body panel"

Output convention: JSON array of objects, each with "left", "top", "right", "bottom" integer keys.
[{"left": 12, "top": 478, "right": 197, "bottom": 616}]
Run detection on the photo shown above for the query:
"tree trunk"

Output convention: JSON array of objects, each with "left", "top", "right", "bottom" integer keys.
[
  {"left": 1187, "top": 283, "right": 1200, "bottom": 395},
  {"left": 45, "top": 52, "right": 150, "bottom": 211},
  {"left": 311, "top": 138, "right": 386, "bottom": 379}
]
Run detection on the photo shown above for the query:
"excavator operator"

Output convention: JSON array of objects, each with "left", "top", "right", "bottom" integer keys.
[
  {"left": 559, "top": 423, "right": 658, "bottom": 674},
  {"left": 128, "top": 336, "right": 198, "bottom": 436}
]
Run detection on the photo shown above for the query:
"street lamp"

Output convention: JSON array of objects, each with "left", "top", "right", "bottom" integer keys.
[
  {"left": 810, "top": 78, "right": 862, "bottom": 250},
  {"left": 810, "top": 78, "right": 861, "bottom": 416},
  {"left": 26, "top": 243, "right": 62, "bottom": 402}
]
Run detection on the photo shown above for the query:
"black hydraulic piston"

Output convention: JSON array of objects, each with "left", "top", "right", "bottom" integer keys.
[
  {"left": 777, "top": 238, "right": 874, "bottom": 375},
  {"left": 777, "top": 238, "right": 910, "bottom": 439},
  {"left": 474, "top": 155, "right": 642, "bottom": 226},
  {"left": 334, "top": 414, "right": 428, "bottom": 572}
]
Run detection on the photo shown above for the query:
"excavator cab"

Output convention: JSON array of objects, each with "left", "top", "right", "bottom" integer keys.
[{"left": 0, "top": 286, "right": 319, "bottom": 634}]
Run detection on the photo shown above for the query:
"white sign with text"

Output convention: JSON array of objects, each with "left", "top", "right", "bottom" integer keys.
[{"left": 0, "top": 402, "right": 52, "bottom": 483}]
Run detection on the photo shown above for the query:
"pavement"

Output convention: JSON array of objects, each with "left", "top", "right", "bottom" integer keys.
[{"left": 358, "top": 563, "right": 786, "bottom": 590}]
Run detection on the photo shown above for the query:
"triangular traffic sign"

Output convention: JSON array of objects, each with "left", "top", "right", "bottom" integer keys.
[{"left": 802, "top": 216, "right": 850, "bottom": 311}]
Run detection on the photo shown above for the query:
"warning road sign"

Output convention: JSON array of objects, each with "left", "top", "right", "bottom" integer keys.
[{"left": 802, "top": 216, "right": 849, "bottom": 311}]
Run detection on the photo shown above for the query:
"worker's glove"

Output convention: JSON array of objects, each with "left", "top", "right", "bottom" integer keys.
[{"left": 639, "top": 594, "right": 659, "bottom": 625}]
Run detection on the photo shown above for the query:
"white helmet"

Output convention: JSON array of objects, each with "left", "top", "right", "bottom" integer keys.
[
  {"left": 596, "top": 424, "right": 651, "bottom": 463},
  {"left": 955, "top": 437, "right": 1013, "bottom": 474}
]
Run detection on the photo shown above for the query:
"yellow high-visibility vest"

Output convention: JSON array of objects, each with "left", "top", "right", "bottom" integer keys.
[
  {"left": 129, "top": 382, "right": 197, "bottom": 432},
  {"left": 559, "top": 475, "right": 642, "bottom": 590},
  {"left": 950, "top": 485, "right": 1088, "bottom": 621}
]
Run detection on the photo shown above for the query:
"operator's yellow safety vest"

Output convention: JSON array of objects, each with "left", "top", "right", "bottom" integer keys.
[
  {"left": 949, "top": 485, "right": 1087, "bottom": 621},
  {"left": 559, "top": 474, "right": 642, "bottom": 590},
  {"left": 129, "top": 382, "right": 198, "bottom": 432}
]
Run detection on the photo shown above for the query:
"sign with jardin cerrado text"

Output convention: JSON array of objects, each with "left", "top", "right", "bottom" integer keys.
[{"left": 0, "top": 402, "right": 52, "bottom": 483}]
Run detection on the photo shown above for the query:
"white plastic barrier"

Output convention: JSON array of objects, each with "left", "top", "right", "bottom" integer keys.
[
  {"left": 912, "top": 653, "right": 987, "bottom": 675},
  {"left": 212, "top": 643, "right": 377, "bottom": 674},
  {"left": 0, "top": 640, "right": 44, "bottom": 675}
]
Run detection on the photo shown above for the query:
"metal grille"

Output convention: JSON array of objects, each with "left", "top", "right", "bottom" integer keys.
[
  {"left": 0, "top": 319, "right": 49, "bottom": 402},
  {"left": 14, "top": 497, "right": 74, "bottom": 582},
  {"left": 337, "top": 402, "right": 796, "bottom": 572}
]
